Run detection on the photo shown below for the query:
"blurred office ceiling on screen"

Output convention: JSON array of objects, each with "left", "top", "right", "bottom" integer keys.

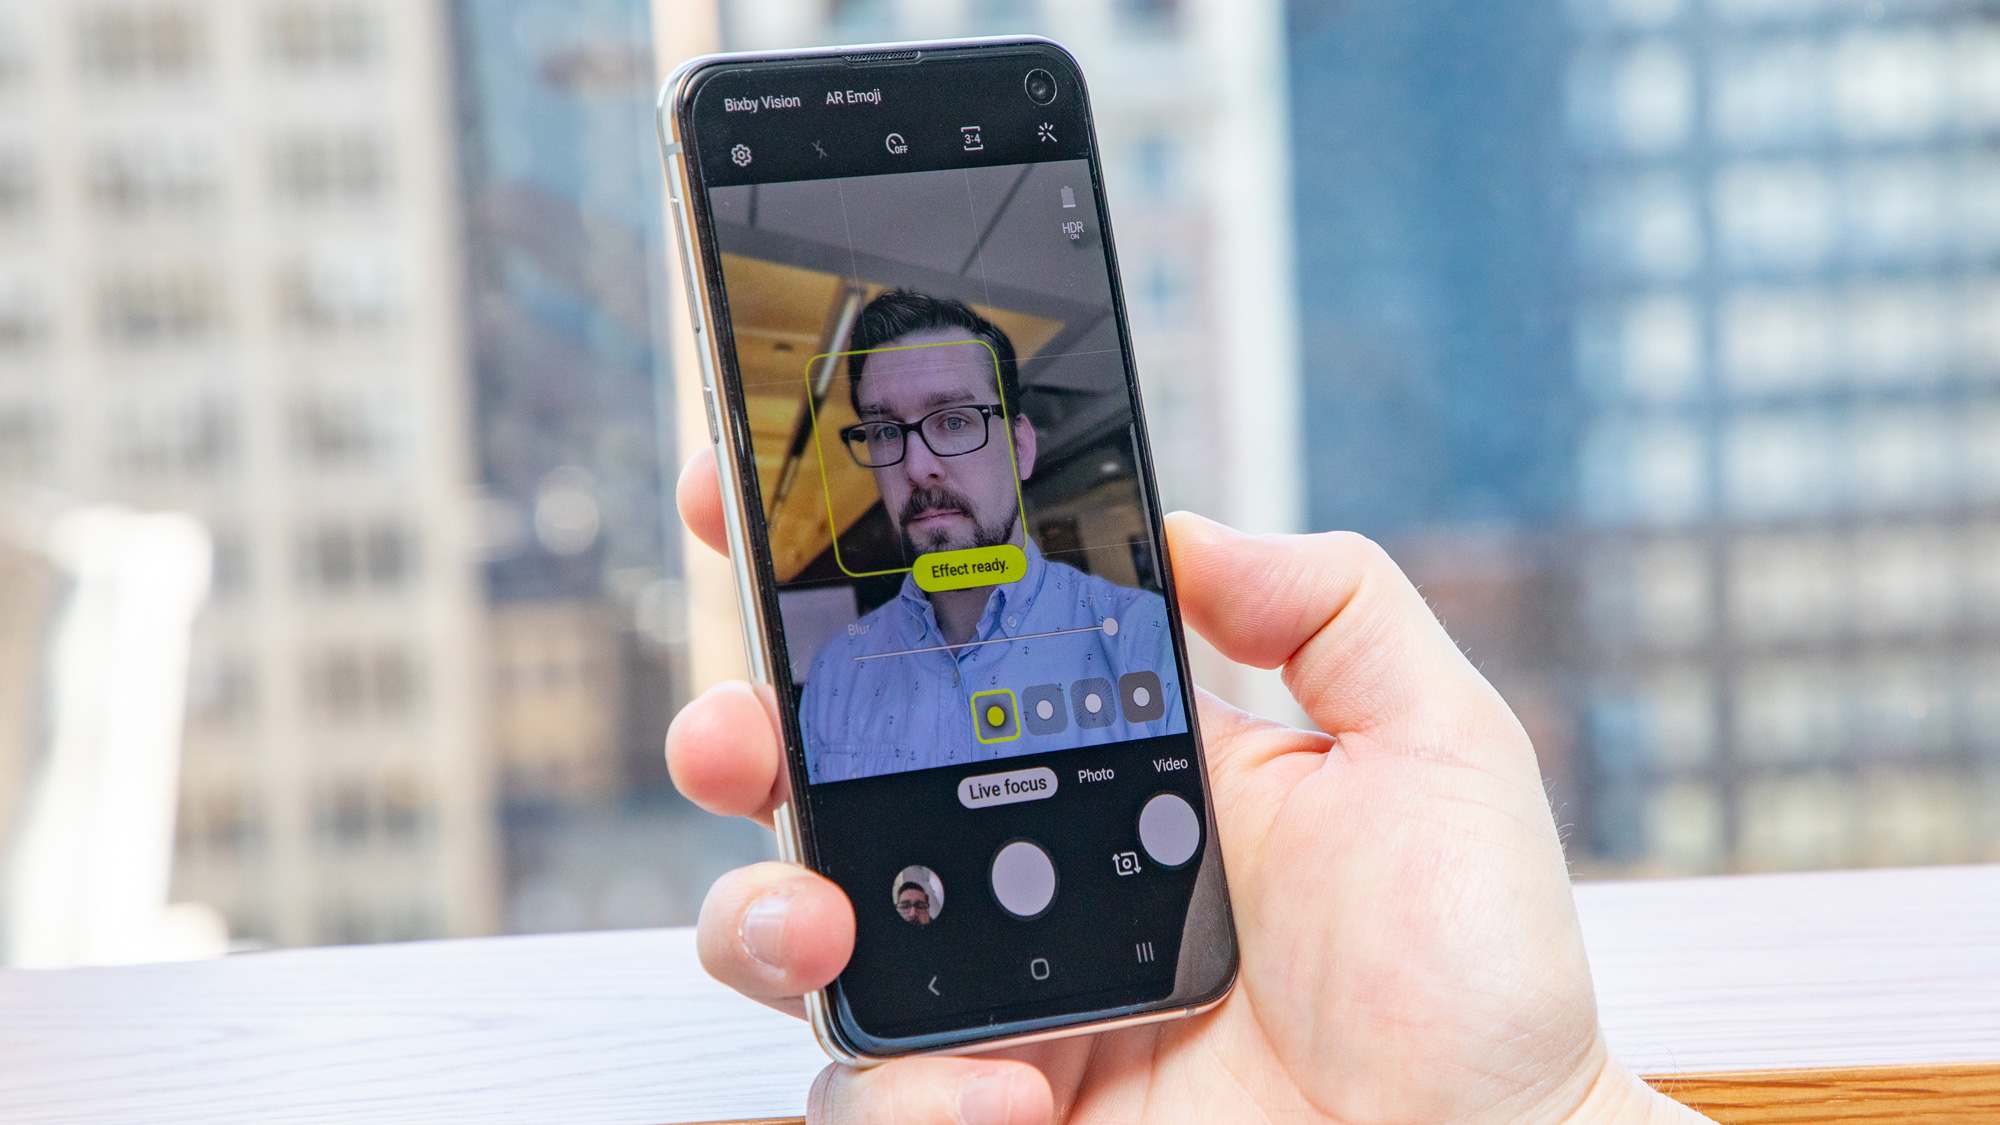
[{"left": 1292, "top": 0, "right": 2000, "bottom": 875}]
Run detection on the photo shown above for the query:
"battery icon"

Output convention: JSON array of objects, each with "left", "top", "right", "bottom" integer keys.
[{"left": 1060, "top": 186, "right": 1076, "bottom": 208}]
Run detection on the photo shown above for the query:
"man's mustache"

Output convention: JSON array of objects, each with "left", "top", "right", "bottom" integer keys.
[{"left": 899, "top": 486, "right": 976, "bottom": 527}]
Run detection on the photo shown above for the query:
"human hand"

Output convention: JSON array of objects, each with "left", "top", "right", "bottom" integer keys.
[{"left": 667, "top": 447, "right": 1706, "bottom": 1125}]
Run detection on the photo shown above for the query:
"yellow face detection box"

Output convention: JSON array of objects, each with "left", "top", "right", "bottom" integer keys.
[
  {"left": 971, "top": 689, "right": 1021, "bottom": 744},
  {"left": 804, "top": 337, "right": 1031, "bottom": 582}
]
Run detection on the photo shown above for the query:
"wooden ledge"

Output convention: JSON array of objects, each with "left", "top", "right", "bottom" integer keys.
[
  {"left": 1649, "top": 1062, "right": 2000, "bottom": 1123},
  {"left": 0, "top": 864, "right": 1992, "bottom": 1123}
]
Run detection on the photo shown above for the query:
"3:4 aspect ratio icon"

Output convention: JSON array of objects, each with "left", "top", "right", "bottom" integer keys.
[{"left": 960, "top": 125, "right": 983, "bottom": 151}]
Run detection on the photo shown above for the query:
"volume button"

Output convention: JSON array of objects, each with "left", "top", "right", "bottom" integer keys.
[
  {"left": 667, "top": 197, "right": 705, "bottom": 335},
  {"left": 680, "top": 255, "right": 705, "bottom": 336},
  {"left": 702, "top": 384, "right": 721, "bottom": 445}
]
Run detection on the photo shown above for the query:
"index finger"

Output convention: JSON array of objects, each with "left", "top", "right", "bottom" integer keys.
[
  {"left": 666, "top": 680, "right": 789, "bottom": 828},
  {"left": 677, "top": 447, "right": 729, "bottom": 556}
]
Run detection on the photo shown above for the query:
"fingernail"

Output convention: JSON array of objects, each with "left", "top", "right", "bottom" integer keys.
[
  {"left": 740, "top": 892, "right": 788, "bottom": 969},
  {"left": 957, "top": 1073, "right": 1014, "bottom": 1125}
]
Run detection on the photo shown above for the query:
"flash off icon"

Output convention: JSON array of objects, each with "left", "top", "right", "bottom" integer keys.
[{"left": 1112, "top": 850, "right": 1141, "bottom": 876}]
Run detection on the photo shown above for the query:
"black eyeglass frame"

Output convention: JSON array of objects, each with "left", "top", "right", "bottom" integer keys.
[{"left": 839, "top": 403, "right": 1008, "bottom": 468}]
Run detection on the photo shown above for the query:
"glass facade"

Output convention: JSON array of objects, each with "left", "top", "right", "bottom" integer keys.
[{"left": 1291, "top": 0, "right": 2000, "bottom": 874}]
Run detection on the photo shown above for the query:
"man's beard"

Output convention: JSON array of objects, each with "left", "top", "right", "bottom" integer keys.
[{"left": 898, "top": 484, "right": 1017, "bottom": 557}]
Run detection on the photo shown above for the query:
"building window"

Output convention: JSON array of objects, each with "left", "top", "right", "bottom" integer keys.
[
  {"left": 107, "top": 396, "right": 238, "bottom": 477},
  {"left": 277, "top": 252, "right": 399, "bottom": 334},
  {"left": 967, "top": 0, "right": 1034, "bottom": 26},
  {"left": 263, "top": 3, "right": 375, "bottom": 69},
  {"left": 1714, "top": 161, "right": 1834, "bottom": 274},
  {"left": 1588, "top": 292, "right": 1699, "bottom": 403},
  {"left": 303, "top": 642, "right": 424, "bottom": 721},
  {"left": 825, "top": 0, "right": 890, "bottom": 31},
  {"left": 1830, "top": 28, "right": 1946, "bottom": 144},
  {"left": 315, "top": 896, "right": 439, "bottom": 945},
  {"left": 1845, "top": 157, "right": 1945, "bottom": 268},
  {"left": 1132, "top": 135, "right": 1177, "bottom": 196},
  {"left": 1723, "top": 410, "right": 1838, "bottom": 518},
  {"left": 0, "top": 151, "right": 36, "bottom": 218},
  {"left": 379, "top": 775, "right": 428, "bottom": 841},
  {"left": 298, "top": 523, "right": 357, "bottom": 591},
  {"left": 1580, "top": 417, "right": 1707, "bottom": 526},
  {"left": 305, "top": 648, "right": 365, "bottom": 720},
  {"left": 77, "top": 4, "right": 207, "bottom": 80},
  {"left": 88, "top": 138, "right": 220, "bottom": 215},
  {"left": 1587, "top": 538, "right": 1712, "bottom": 649},
  {"left": 187, "top": 648, "right": 257, "bottom": 727},
  {"left": 1580, "top": 173, "right": 1700, "bottom": 281},
  {"left": 97, "top": 266, "right": 224, "bottom": 345},
  {"left": 209, "top": 525, "right": 251, "bottom": 600},
  {"left": 296, "top": 517, "right": 417, "bottom": 594},
  {"left": 0, "top": 405, "right": 42, "bottom": 478},
  {"left": 269, "top": 130, "right": 387, "bottom": 205},
  {"left": 1711, "top": 39, "right": 1822, "bottom": 152},
  {"left": 1726, "top": 532, "right": 1843, "bottom": 643},
  {"left": 176, "top": 790, "right": 265, "bottom": 860},
  {"left": 0, "top": 280, "right": 48, "bottom": 350},
  {"left": 1612, "top": 40, "right": 1692, "bottom": 154},
  {"left": 289, "top": 389, "right": 395, "bottom": 468},
  {"left": 314, "top": 781, "right": 371, "bottom": 846},
  {"left": 1114, "top": 0, "right": 1179, "bottom": 33},
  {"left": 311, "top": 775, "right": 432, "bottom": 852},
  {"left": 1719, "top": 286, "right": 1830, "bottom": 395}
]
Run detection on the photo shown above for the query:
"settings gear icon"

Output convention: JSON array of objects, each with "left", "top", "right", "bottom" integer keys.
[{"left": 730, "top": 143, "right": 752, "bottom": 167}]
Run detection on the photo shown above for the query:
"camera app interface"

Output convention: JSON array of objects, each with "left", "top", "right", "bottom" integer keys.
[{"left": 696, "top": 59, "right": 1210, "bottom": 1043}]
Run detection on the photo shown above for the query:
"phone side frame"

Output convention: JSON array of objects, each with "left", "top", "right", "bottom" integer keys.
[
  {"left": 654, "top": 41, "right": 1236, "bottom": 1066},
  {"left": 660, "top": 59, "right": 808, "bottom": 856}
]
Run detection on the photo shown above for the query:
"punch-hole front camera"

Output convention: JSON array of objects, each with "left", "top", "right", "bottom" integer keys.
[{"left": 1023, "top": 68, "right": 1057, "bottom": 105}]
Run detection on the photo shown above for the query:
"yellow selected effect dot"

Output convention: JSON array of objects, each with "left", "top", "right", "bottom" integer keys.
[{"left": 987, "top": 706, "right": 1006, "bottom": 727}]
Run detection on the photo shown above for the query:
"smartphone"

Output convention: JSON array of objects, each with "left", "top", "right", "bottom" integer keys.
[{"left": 657, "top": 37, "right": 1237, "bottom": 1064}]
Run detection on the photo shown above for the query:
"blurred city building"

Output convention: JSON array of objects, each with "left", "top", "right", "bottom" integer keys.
[
  {"left": 711, "top": 0, "right": 1306, "bottom": 718},
  {"left": 1568, "top": 0, "right": 2000, "bottom": 873},
  {"left": 454, "top": 0, "right": 768, "bottom": 933},
  {"left": 0, "top": 0, "right": 497, "bottom": 948},
  {"left": 1292, "top": 0, "right": 2000, "bottom": 874},
  {"left": 0, "top": 534, "right": 54, "bottom": 858}
]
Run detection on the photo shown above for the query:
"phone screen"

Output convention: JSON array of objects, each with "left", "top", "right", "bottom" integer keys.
[{"left": 678, "top": 45, "right": 1232, "bottom": 1052}]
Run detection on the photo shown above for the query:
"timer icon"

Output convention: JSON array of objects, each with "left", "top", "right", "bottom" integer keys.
[{"left": 730, "top": 143, "right": 752, "bottom": 167}]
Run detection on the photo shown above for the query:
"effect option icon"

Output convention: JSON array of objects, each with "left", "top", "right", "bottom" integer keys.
[
  {"left": 971, "top": 688, "right": 1020, "bottom": 744},
  {"left": 1071, "top": 677, "right": 1114, "bottom": 729},
  {"left": 1119, "top": 670, "right": 1165, "bottom": 723},
  {"left": 1022, "top": 683, "right": 1067, "bottom": 735}
]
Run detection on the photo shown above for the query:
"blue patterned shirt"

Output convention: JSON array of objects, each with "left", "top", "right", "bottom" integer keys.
[{"left": 798, "top": 541, "right": 1186, "bottom": 783}]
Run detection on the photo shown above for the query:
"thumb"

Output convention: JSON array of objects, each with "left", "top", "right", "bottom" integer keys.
[{"left": 1164, "top": 511, "right": 1510, "bottom": 743}]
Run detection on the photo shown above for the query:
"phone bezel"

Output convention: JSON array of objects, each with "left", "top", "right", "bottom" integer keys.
[{"left": 657, "top": 36, "right": 1238, "bottom": 1064}]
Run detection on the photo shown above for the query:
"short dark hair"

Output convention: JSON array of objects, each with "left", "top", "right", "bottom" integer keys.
[
  {"left": 846, "top": 289, "right": 1022, "bottom": 419},
  {"left": 897, "top": 882, "right": 927, "bottom": 899}
]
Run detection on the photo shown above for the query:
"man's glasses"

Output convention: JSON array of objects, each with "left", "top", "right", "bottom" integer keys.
[{"left": 840, "top": 404, "right": 1004, "bottom": 468}]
